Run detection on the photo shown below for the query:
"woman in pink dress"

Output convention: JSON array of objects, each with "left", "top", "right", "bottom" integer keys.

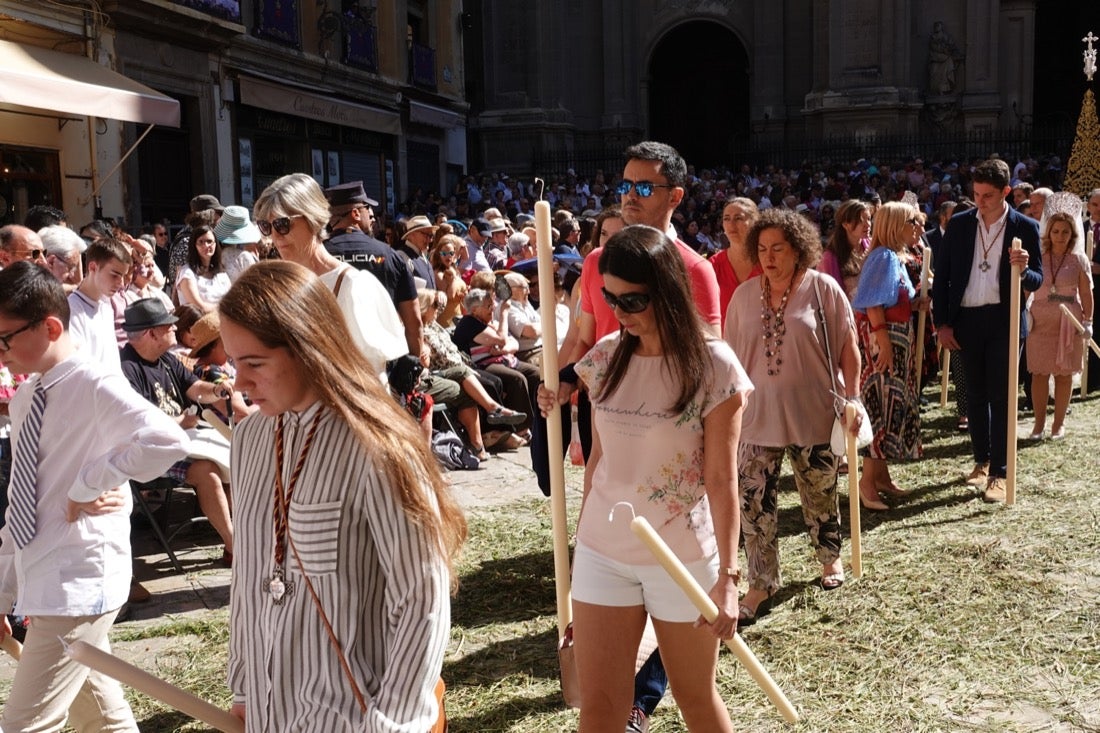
[{"left": 1026, "top": 208, "right": 1093, "bottom": 439}]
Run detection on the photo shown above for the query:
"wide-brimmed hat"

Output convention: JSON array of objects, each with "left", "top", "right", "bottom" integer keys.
[
  {"left": 324, "top": 180, "right": 379, "bottom": 212},
  {"left": 213, "top": 205, "right": 261, "bottom": 245},
  {"left": 189, "top": 194, "right": 224, "bottom": 214},
  {"left": 402, "top": 215, "right": 437, "bottom": 240},
  {"left": 189, "top": 311, "right": 221, "bottom": 357},
  {"left": 488, "top": 219, "right": 508, "bottom": 234},
  {"left": 123, "top": 298, "right": 178, "bottom": 332}
]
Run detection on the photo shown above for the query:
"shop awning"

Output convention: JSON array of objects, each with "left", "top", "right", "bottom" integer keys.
[
  {"left": 239, "top": 75, "right": 401, "bottom": 135},
  {"left": 0, "top": 39, "right": 180, "bottom": 127},
  {"left": 409, "top": 100, "right": 464, "bottom": 129}
]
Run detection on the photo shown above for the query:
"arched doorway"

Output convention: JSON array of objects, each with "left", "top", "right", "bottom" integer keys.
[{"left": 647, "top": 21, "right": 749, "bottom": 168}]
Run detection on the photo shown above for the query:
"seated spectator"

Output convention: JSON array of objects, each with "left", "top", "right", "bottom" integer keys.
[
  {"left": 67, "top": 239, "right": 130, "bottom": 373},
  {"left": 500, "top": 272, "right": 543, "bottom": 367},
  {"left": 453, "top": 289, "right": 539, "bottom": 442},
  {"left": 39, "top": 225, "right": 85, "bottom": 291},
  {"left": 429, "top": 234, "right": 469, "bottom": 328},
  {"left": 484, "top": 220, "right": 510, "bottom": 269},
  {"left": 126, "top": 239, "right": 174, "bottom": 312},
  {"left": 175, "top": 225, "right": 231, "bottom": 312},
  {"left": 188, "top": 311, "right": 257, "bottom": 422},
  {"left": 120, "top": 298, "right": 236, "bottom": 565},
  {"left": 211, "top": 205, "right": 261, "bottom": 282},
  {"left": 171, "top": 304, "right": 204, "bottom": 370}
]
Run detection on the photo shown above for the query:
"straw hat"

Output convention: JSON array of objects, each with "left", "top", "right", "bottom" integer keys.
[{"left": 189, "top": 311, "right": 222, "bottom": 357}]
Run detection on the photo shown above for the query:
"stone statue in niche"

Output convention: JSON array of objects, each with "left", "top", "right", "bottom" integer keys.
[{"left": 928, "top": 21, "right": 965, "bottom": 95}]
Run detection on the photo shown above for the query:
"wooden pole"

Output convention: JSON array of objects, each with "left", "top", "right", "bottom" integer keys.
[
  {"left": 846, "top": 402, "right": 862, "bottom": 579},
  {"left": 201, "top": 409, "right": 232, "bottom": 441},
  {"left": 1006, "top": 238, "right": 1022, "bottom": 506},
  {"left": 534, "top": 201, "right": 572, "bottom": 641},
  {"left": 1059, "top": 304, "right": 1100, "bottom": 358}
]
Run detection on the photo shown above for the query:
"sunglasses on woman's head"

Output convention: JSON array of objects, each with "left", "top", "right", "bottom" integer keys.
[
  {"left": 256, "top": 215, "right": 303, "bottom": 236},
  {"left": 601, "top": 288, "right": 651, "bottom": 314},
  {"left": 616, "top": 180, "right": 675, "bottom": 198},
  {"left": 439, "top": 250, "right": 455, "bottom": 256}
]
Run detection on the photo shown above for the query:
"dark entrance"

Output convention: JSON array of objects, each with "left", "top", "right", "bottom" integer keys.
[
  {"left": 1034, "top": 1, "right": 1100, "bottom": 131},
  {"left": 647, "top": 21, "right": 749, "bottom": 168}
]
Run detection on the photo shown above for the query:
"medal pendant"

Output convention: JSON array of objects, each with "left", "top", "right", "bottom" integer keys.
[
  {"left": 264, "top": 568, "right": 294, "bottom": 604},
  {"left": 1050, "top": 285, "right": 1057, "bottom": 295},
  {"left": 978, "top": 260, "right": 991, "bottom": 273}
]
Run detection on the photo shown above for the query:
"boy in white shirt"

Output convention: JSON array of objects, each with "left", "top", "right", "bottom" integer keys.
[
  {"left": 67, "top": 238, "right": 132, "bottom": 372},
  {"left": 0, "top": 262, "right": 190, "bottom": 731}
]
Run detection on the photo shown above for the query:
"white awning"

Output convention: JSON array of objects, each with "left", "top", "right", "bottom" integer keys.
[
  {"left": 239, "top": 75, "right": 401, "bottom": 135},
  {"left": 409, "top": 100, "right": 464, "bottom": 129},
  {"left": 0, "top": 39, "right": 180, "bottom": 127}
]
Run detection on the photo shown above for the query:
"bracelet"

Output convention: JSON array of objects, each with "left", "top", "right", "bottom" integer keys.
[
  {"left": 720, "top": 567, "right": 741, "bottom": 582},
  {"left": 845, "top": 395, "right": 861, "bottom": 403},
  {"left": 869, "top": 322, "right": 888, "bottom": 333},
  {"left": 558, "top": 363, "right": 579, "bottom": 385}
]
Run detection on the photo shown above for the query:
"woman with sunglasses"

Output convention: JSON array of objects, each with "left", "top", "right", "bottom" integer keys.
[
  {"left": 850, "top": 202, "right": 926, "bottom": 509},
  {"left": 175, "top": 225, "right": 231, "bottom": 313},
  {"left": 252, "top": 174, "right": 408, "bottom": 386},
  {"left": 556, "top": 224, "right": 751, "bottom": 733},
  {"left": 220, "top": 261, "right": 465, "bottom": 731},
  {"left": 429, "top": 233, "right": 468, "bottom": 328},
  {"left": 724, "top": 209, "right": 860, "bottom": 623}
]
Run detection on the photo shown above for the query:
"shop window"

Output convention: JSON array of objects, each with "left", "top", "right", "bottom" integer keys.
[{"left": 0, "top": 146, "right": 62, "bottom": 227}]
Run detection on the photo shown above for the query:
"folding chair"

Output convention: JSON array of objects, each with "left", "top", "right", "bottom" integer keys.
[{"left": 131, "top": 476, "right": 210, "bottom": 573}]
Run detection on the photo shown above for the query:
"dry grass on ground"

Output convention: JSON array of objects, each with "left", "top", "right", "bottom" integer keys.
[{"left": 8, "top": 389, "right": 1099, "bottom": 732}]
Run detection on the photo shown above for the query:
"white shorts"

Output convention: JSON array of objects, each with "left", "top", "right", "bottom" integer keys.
[{"left": 571, "top": 542, "right": 719, "bottom": 623}]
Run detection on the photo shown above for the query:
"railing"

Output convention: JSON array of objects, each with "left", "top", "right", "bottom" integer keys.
[
  {"left": 345, "top": 19, "right": 378, "bottom": 72},
  {"left": 531, "top": 124, "right": 1076, "bottom": 180}
]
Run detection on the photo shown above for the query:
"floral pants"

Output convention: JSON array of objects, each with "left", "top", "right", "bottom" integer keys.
[{"left": 738, "top": 442, "right": 841, "bottom": 594}]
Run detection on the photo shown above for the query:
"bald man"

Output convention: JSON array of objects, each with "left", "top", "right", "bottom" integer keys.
[{"left": 0, "top": 225, "right": 47, "bottom": 269}]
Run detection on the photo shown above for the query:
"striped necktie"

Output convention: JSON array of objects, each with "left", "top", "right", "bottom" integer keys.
[{"left": 8, "top": 382, "right": 46, "bottom": 549}]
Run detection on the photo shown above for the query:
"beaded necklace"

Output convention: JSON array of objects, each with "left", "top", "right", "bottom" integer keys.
[{"left": 761, "top": 271, "right": 797, "bottom": 376}]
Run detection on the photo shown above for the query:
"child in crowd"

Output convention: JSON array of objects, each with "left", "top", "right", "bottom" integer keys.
[{"left": 0, "top": 262, "right": 190, "bottom": 731}]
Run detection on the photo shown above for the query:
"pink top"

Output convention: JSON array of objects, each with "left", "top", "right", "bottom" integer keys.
[
  {"left": 580, "top": 238, "right": 723, "bottom": 343},
  {"left": 576, "top": 336, "right": 753, "bottom": 564}
]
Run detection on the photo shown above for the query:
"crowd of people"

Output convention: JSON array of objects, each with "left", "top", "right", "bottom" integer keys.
[{"left": 0, "top": 140, "right": 1095, "bottom": 731}]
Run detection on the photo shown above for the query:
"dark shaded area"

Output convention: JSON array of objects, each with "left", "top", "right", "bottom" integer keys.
[
  {"left": 1033, "top": 2, "right": 1100, "bottom": 130},
  {"left": 648, "top": 20, "right": 749, "bottom": 168}
]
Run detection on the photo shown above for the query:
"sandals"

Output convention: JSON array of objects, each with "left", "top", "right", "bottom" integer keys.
[
  {"left": 737, "top": 595, "right": 772, "bottom": 627},
  {"left": 821, "top": 568, "right": 846, "bottom": 591},
  {"left": 486, "top": 406, "right": 527, "bottom": 426}
]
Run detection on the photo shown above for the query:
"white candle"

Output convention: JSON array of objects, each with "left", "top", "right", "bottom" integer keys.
[
  {"left": 1059, "top": 304, "right": 1100, "bottom": 358},
  {"left": 66, "top": 640, "right": 244, "bottom": 733},
  {"left": 628, "top": 515, "right": 800, "bottom": 722},
  {"left": 845, "top": 402, "right": 862, "bottom": 579},
  {"left": 1006, "top": 237, "right": 1023, "bottom": 505},
  {"left": 202, "top": 409, "right": 233, "bottom": 441},
  {"left": 535, "top": 198, "right": 573, "bottom": 644}
]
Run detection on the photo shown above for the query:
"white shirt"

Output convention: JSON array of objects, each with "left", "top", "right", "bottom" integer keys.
[
  {"left": 67, "top": 289, "right": 122, "bottom": 374},
  {"left": 0, "top": 355, "right": 190, "bottom": 616},
  {"left": 961, "top": 204, "right": 1010, "bottom": 307},
  {"left": 319, "top": 266, "right": 408, "bottom": 384}
]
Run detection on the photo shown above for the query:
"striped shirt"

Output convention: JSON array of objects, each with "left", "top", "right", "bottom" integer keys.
[{"left": 227, "top": 402, "right": 450, "bottom": 732}]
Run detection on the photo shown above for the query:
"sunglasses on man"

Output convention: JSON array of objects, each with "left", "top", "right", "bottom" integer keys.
[{"left": 616, "top": 180, "right": 676, "bottom": 198}]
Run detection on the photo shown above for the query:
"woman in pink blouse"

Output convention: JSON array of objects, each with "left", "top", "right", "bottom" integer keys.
[{"left": 547, "top": 224, "right": 752, "bottom": 732}]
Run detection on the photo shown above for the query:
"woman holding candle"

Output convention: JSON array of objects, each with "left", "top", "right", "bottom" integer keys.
[
  {"left": 221, "top": 261, "right": 466, "bottom": 732},
  {"left": 565, "top": 224, "right": 752, "bottom": 732},
  {"left": 724, "top": 209, "right": 861, "bottom": 623},
  {"left": 1025, "top": 201, "right": 1093, "bottom": 439},
  {"left": 851, "top": 202, "right": 926, "bottom": 508}
]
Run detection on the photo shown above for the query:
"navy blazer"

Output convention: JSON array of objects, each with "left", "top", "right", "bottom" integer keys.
[{"left": 931, "top": 207, "right": 1042, "bottom": 329}]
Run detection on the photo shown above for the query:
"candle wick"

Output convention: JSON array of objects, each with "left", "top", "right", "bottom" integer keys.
[{"left": 608, "top": 501, "right": 637, "bottom": 522}]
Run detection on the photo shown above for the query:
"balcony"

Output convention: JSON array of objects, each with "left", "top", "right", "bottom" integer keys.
[
  {"left": 410, "top": 42, "right": 435, "bottom": 90},
  {"left": 102, "top": 0, "right": 245, "bottom": 46},
  {"left": 343, "top": 15, "right": 378, "bottom": 72}
]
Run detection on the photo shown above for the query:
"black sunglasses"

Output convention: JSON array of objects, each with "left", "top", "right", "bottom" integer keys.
[
  {"left": 601, "top": 287, "right": 651, "bottom": 314},
  {"left": 0, "top": 319, "right": 43, "bottom": 351},
  {"left": 256, "top": 215, "right": 304, "bottom": 236},
  {"left": 616, "top": 180, "right": 675, "bottom": 198}
]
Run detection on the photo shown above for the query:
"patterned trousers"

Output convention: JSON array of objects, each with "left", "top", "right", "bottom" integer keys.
[{"left": 738, "top": 442, "right": 842, "bottom": 594}]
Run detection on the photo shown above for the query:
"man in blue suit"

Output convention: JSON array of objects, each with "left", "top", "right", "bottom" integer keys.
[{"left": 932, "top": 159, "right": 1041, "bottom": 503}]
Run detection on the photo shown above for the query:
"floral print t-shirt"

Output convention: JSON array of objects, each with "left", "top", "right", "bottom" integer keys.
[{"left": 576, "top": 335, "right": 753, "bottom": 565}]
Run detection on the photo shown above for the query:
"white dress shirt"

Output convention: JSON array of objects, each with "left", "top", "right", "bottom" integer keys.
[
  {"left": 67, "top": 289, "right": 122, "bottom": 373},
  {"left": 0, "top": 354, "right": 190, "bottom": 616},
  {"left": 961, "top": 204, "right": 1010, "bottom": 307}
]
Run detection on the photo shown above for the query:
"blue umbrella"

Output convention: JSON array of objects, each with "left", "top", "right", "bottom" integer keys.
[{"left": 508, "top": 251, "right": 584, "bottom": 274}]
